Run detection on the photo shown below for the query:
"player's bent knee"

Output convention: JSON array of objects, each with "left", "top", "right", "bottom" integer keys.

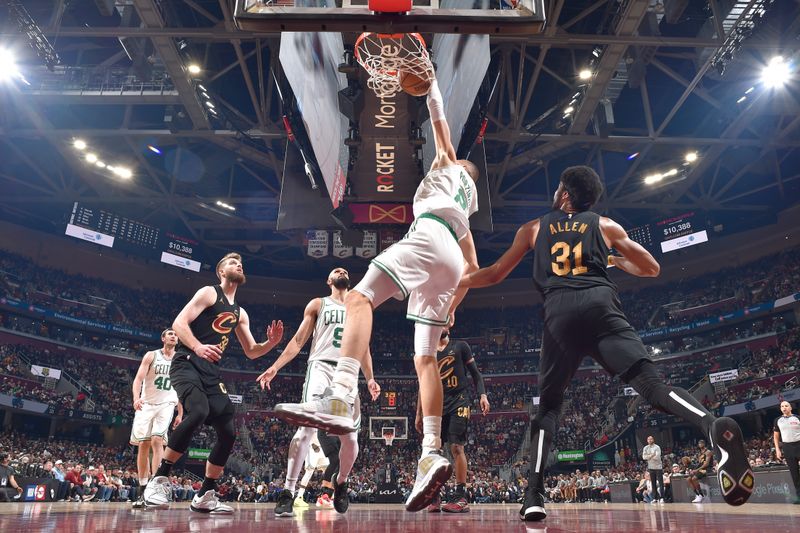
[{"left": 150, "top": 435, "right": 164, "bottom": 447}]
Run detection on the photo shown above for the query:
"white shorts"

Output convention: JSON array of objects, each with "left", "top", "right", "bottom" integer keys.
[
  {"left": 305, "top": 432, "right": 330, "bottom": 471},
  {"left": 361, "top": 214, "right": 463, "bottom": 327},
  {"left": 129, "top": 403, "right": 176, "bottom": 445},
  {"left": 303, "top": 359, "right": 361, "bottom": 428}
]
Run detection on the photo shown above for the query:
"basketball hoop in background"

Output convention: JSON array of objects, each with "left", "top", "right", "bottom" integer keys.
[
  {"left": 382, "top": 427, "right": 396, "bottom": 446},
  {"left": 355, "top": 32, "right": 433, "bottom": 98}
]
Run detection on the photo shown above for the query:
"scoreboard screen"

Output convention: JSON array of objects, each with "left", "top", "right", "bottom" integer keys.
[
  {"left": 66, "top": 203, "right": 202, "bottom": 271},
  {"left": 655, "top": 212, "right": 708, "bottom": 253},
  {"left": 380, "top": 390, "right": 399, "bottom": 412}
]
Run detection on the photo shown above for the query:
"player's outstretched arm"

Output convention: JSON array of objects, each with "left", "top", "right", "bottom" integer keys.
[
  {"left": 173, "top": 286, "right": 221, "bottom": 362},
  {"left": 601, "top": 217, "right": 660, "bottom": 278},
  {"left": 257, "top": 299, "right": 320, "bottom": 390},
  {"left": 460, "top": 220, "right": 539, "bottom": 289},
  {"left": 447, "top": 230, "right": 480, "bottom": 326},
  {"left": 427, "top": 77, "right": 457, "bottom": 169},
  {"left": 235, "top": 308, "right": 284, "bottom": 360},
  {"left": 131, "top": 350, "right": 156, "bottom": 410}
]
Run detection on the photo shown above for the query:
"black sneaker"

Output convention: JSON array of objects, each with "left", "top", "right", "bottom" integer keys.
[
  {"left": 519, "top": 492, "right": 546, "bottom": 522},
  {"left": 332, "top": 473, "right": 349, "bottom": 514},
  {"left": 710, "top": 417, "right": 754, "bottom": 506},
  {"left": 275, "top": 489, "right": 295, "bottom": 517},
  {"left": 131, "top": 496, "right": 146, "bottom": 510}
]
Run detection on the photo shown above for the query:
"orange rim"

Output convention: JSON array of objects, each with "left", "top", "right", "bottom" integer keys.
[{"left": 355, "top": 31, "right": 428, "bottom": 76}]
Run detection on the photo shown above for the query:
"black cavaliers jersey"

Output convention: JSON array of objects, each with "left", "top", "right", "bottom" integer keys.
[
  {"left": 437, "top": 340, "right": 472, "bottom": 414},
  {"left": 178, "top": 285, "right": 240, "bottom": 364},
  {"left": 533, "top": 210, "right": 616, "bottom": 296}
]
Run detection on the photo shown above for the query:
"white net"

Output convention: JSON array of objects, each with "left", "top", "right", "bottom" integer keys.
[{"left": 355, "top": 32, "right": 433, "bottom": 98}]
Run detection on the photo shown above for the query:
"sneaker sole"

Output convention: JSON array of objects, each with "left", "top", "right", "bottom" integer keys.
[
  {"left": 711, "top": 417, "right": 754, "bottom": 506},
  {"left": 405, "top": 462, "right": 453, "bottom": 512},
  {"left": 442, "top": 507, "right": 470, "bottom": 513},
  {"left": 520, "top": 505, "right": 546, "bottom": 522},
  {"left": 274, "top": 406, "right": 355, "bottom": 435},
  {"left": 274, "top": 510, "right": 295, "bottom": 517},
  {"left": 144, "top": 501, "right": 170, "bottom": 510},
  {"left": 190, "top": 505, "right": 234, "bottom": 514}
]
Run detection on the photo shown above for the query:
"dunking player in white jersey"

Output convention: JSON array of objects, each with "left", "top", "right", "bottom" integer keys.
[
  {"left": 275, "top": 69, "right": 480, "bottom": 512},
  {"left": 130, "top": 328, "right": 183, "bottom": 509},
  {"left": 258, "top": 268, "right": 381, "bottom": 515}
]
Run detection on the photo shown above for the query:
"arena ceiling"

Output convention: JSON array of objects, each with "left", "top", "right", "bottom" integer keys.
[{"left": 1, "top": 0, "right": 799, "bottom": 279}]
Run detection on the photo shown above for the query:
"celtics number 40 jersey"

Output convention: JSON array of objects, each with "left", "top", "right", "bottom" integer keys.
[
  {"left": 413, "top": 164, "right": 478, "bottom": 240},
  {"left": 308, "top": 296, "right": 346, "bottom": 363},
  {"left": 141, "top": 349, "right": 178, "bottom": 405}
]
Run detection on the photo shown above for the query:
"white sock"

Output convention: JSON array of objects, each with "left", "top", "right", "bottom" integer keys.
[
  {"left": 285, "top": 477, "right": 298, "bottom": 493},
  {"left": 421, "top": 416, "right": 442, "bottom": 454},
  {"left": 296, "top": 486, "right": 305, "bottom": 498},
  {"left": 331, "top": 357, "right": 360, "bottom": 398},
  {"left": 139, "top": 478, "right": 148, "bottom": 486}
]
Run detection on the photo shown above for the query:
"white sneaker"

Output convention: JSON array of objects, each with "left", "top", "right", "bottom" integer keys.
[
  {"left": 143, "top": 476, "right": 172, "bottom": 509},
  {"left": 405, "top": 451, "right": 453, "bottom": 512},
  {"left": 275, "top": 391, "right": 355, "bottom": 435},
  {"left": 190, "top": 490, "right": 234, "bottom": 514},
  {"left": 691, "top": 495, "right": 703, "bottom": 503}
]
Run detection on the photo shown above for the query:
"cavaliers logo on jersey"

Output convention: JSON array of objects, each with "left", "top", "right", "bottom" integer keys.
[
  {"left": 438, "top": 354, "right": 455, "bottom": 380},
  {"left": 212, "top": 312, "right": 238, "bottom": 334}
]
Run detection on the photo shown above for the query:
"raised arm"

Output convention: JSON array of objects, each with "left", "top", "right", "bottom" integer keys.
[
  {"left": 256, "top": 299, "right": 320, "bottom": 390},
  {"left": 173, "top": 286, "right": 221, "bottom": 362},
  {"left": 131, "top": 350, "right": 156, "bottom": 410},
  {"left": 234, "top": 308, "right": 284, "bottom": 360},
  {"left": 460, "top": 220, "right": 539, "bottom": 288},
  {"left": 601, "top": 217, "right": 660, "bottom": 277},
  {"left": 427, "top": 77, "right": 457, "bottom": 169}
]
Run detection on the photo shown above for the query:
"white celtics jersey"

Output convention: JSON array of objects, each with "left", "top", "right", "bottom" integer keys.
[
  {"left": 413, "top": 164, "right": 478, "bottom": 240},
  {"left": 308, "top": 296, "right": 346, "bottom": 363},
  {"left": 141, "top": 349, "right": 178, "bottom": 405}
]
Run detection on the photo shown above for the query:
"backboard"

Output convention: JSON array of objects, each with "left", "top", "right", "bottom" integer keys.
[
  {"left": 369, "top": 416, "right": 409, "bottom": 440},
  {"left": 235, "top": 0, "right": 546, "bottom": 35}
]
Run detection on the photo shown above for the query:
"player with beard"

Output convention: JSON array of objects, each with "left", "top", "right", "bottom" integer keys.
[
  {"left": 460, "top": 166, "right": 753, "bottom": 521},
  {"left": 143, "top": 252, "right": 284, "bottom": 514},
  {"left": 423, "top": 329, "right": 489, "bottom": 513},
  {"left": 258, "top": 268, "right": 381, "bottom": 515},
  {"left": 130, "top": 328, "right": 183, "bottom": 509}
]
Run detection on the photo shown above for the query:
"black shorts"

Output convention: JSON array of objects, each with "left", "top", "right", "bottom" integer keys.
[
  {"left": 442, "top": 404, "right": 470, "bottom": 446},
  {"left": 170, "top": 352, "right": 233, "bottom": 424},
  {"left": 538, "top": 286, "right": 650, "bottom": 404}
]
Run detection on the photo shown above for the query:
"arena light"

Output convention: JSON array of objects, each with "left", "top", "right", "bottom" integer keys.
[
  {"left": 663, "top": 168, "right": 679, "bottom": 177},
  {"left": 761, "top": 55, "right": 792, "bottom": 88},
  {"left": 627, "top": 152, "right": 639, "bottom": 160},
  {"left": 85, "top": 153, "right": 98, "bottom": 163},
  {"left": 578, "top": 69, "right": 592, "bottom": 80},
  {"left": 95, "top": 161, "right": 106, "bottom": 168},
  {"left": 197, "top": 83, "right": 207, "bottom": 91},
  {"left": 644, "top": 173, "right": 662, "bottom": 185},
  {"left": 216, "top": 200, "right": 236, "bottom": 212},
  {"left": 563, "top": 106, "right": 574, "bottom": 114},
  {"left": 147, "top": 144, "right": 162, "bottom": 155},
  {"left": 205, "top": 101, "right": 215, "bottom": 109},
  {"left": 112, "top": 166, "right": 133, "bottom": 179},
  {"left": 684, "top": 151, "right": 698, "bottom": 163},
  {"left": 736, "top": 95, "right": 747, "bottom": 104},
  {"left": 0, "top": 48, "right": 28, "bottom": 84},
  {"left": 187, "top": 63, "right": 202, "bottom": 75},
  {"left": 73, "top": 139, "right": 87, "bottom": 150}
]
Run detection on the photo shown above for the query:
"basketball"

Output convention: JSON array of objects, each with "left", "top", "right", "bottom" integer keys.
[{"left": 399, "top": 70, "right": 431, "bottom": 96}]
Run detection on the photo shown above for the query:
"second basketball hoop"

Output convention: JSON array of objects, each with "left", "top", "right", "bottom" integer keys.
[{"left": 355, "top": 32, "right": 433, "bottom": 98}]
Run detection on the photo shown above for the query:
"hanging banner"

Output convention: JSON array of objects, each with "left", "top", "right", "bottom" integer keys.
[
  {"left": 332, "top": 231, "right": 354, "bottom": 258},
  {"left": 709, "top": 369, "right": 739, "bottom": 384},
  {"left": 228, "top": 394, "right": 243, "bottom": 404},
  {"left": 380, "top": 229, "right": 403, "bottom": 252},
  {"left": 30, "top": 365, "right": 62, "bottom": 380},
  {"left": 357, "top": 230, "right": 377, "bottom": 258},
  {"left": 306, "top": 230, "right": 329, "bottom": 258}
]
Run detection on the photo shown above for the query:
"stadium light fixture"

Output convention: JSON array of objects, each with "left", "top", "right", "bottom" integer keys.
[
  {"left": 95, "top": 161, "right": 106, "bottom": 168},
  {"left": 85, "top": 153, "right": 98, "bottom": 163},
  {"left": 0, "top": 48, "right": 28, "bottom": 85},
  {"left": 113, "top": 166, "right": 133, "bottom": 179},
  {"left": 644, "top": 173, "right": 662, "bottom": 185},
  {"left": 761, "top": 55, "right": 792, "bottom": 88},
  {"left": 216, "top": 200, "right": 236, "bottom": 212},
  {"left": 578, "top": 69, "right": 592, "bottom": 80},
  {"left": 147, "top": 144, "right": 162, "bottom": 155},
  {"left": 73, "top": 139, "right": 87, "bottom": 150},
  {"left": 187, "top": 63, "right": 202, "bottom": 75},
  {"left": 684, "top": 151, "right": 698, "bottom": 163},
  {"left": 564, "top": 106, "right": 574, "bottom": 114}
]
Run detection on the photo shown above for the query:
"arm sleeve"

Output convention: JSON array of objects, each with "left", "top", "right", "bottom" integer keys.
[
  {"left": 461, "top": 342, "right": 486, "bottom": 396},
  {"left": 426, "top": 78, "right": 445, "bottom": 123}
]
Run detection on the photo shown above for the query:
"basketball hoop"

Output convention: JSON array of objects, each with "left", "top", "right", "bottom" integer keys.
[
  {"left": 355, "top": 32, "right": 433, "bottom": 98},
  {"left": 382, "top": 429, "right": 395, "bottom": 447}
]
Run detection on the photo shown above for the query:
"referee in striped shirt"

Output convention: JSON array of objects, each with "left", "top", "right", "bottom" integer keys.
[{"left": 773, "top": 401, "right": 800, "bottom": 504}]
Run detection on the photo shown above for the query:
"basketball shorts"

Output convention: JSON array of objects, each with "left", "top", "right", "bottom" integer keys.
[
  {"left": 170, "top": 353, "right": 233, "bottom": 424},
  {"left": 129, "top": 402, "right": 176, "bottom": 445},
  {"left": 537, "top": 286, "right": 650, "bottom": 406},
  {"left": 303, "top": 359, "right": 361, "bottom": 429},
  {"left": 358, "top": 214, "right": 464, "bottom": 327},
  {"left": 442, "top": 404, "right": 470, "bottom": 446},
  {"left": 305, "top": 433, "right": 330, "bottom": 471}
]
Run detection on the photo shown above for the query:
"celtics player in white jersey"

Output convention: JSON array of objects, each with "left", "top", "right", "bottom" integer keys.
[
  {"left": 275, "top": 70, "right": 480, "bottom": 512},
  {"left": 258, "top": 268, "right": 381, "bottom": 516},
  {"left": 130, "top": 328, "right": 183, "bottom": 508}
]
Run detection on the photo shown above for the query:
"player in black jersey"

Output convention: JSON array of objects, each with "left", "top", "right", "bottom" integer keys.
[
  {"left": 421, "top": 329, "right": 490, "bottom": 513},
  {"left": 460, "top": 166, "right": 753, "bottom": 521},
  {"left": 143, "top": 252, "right": 284, "bottom": 514}
]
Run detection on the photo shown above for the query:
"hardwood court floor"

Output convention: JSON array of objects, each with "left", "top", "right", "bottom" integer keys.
[{"left": 2, "top": 501, "right": 799, "bottom": 532}]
